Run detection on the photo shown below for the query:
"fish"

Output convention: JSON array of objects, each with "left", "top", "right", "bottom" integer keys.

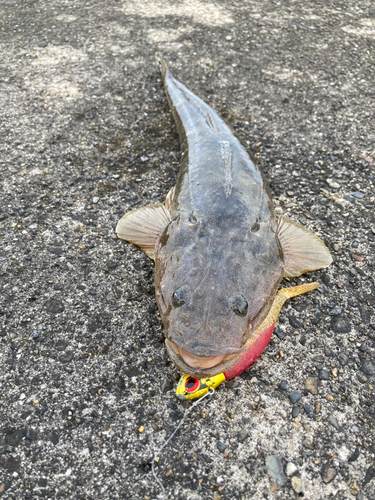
[{"left": 116, "top": 54, "right": 332, "bottom": 392}]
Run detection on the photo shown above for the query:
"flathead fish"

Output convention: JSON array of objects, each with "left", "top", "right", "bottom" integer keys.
[{"left": 116, "top": 55, "right": 331, "bottom": 384}]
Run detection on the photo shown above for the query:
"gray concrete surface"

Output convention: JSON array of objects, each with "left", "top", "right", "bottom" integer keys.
[{"left": 0, "top": 1, "right": 374, "bottom": 499}]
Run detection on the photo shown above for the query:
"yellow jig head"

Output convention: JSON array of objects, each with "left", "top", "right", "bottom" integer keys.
[{"left": 176, "top": 373, "right": 226, "bottom": 400}]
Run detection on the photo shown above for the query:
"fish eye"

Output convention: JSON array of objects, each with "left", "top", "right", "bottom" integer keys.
[
  {"left": 229, "top": 295, "right": 248, "bottom": 316},
  {"left": 172, "top": 287, "right": 187, "bottom": 306}
]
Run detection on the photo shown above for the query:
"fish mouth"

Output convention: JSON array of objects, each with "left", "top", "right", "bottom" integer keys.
[{"left": 166, "top": 339, "right": 241, "bottom": 378}]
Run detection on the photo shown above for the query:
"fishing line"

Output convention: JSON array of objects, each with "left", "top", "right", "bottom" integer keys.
[{"left": 151, "top": 389, "right": 215, "bottom": 500}]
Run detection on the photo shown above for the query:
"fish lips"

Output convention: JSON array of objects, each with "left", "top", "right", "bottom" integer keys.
[{"left": 165, "top": 339, "right": 242, "bottom": 378}]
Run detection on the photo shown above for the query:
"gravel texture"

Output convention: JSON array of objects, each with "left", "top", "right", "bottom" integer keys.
[{"left": 0, "top": 1, "right": 374, "bottom": 499}]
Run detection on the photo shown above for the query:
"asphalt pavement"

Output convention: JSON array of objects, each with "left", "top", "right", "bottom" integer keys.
[{"left": 0, "top": 1, "right": 374, "bottom": 499}]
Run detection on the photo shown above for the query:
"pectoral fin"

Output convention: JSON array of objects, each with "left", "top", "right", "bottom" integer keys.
[
  {"left": 165, "top": 185, "right": 175, "bottom": 211},
  {"left": 276, "top": 215, "right": 332, "bottom": 278},
  {"left": 116, "top": 203, "right": 171, "bottom": 259}
]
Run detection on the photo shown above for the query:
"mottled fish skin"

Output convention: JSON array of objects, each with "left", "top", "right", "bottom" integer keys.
[
  {"left": 158, "top": 59, "right": 274, "bottom": 221},
  {"left": 155, "top": 56, "right": 284, "bottom": 376}
]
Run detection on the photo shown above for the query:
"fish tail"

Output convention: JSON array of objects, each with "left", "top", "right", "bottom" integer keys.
[{"left": 155, "top": 52, "right": 170, "bottom": 81}]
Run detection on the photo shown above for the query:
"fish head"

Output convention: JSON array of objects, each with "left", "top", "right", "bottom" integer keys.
[{"left": 155, "top": 212, "right": 284, "bottom": 378}]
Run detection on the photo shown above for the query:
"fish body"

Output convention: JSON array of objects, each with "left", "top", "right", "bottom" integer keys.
[{"left": 116, "top": 55, "right": 331, "bottom": 381}]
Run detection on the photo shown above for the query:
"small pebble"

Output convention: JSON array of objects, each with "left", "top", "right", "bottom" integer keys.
[
  {"left": 329, "top": 307, "right": 342, "bottom": 316},
  {"left": 217, "top": 442, "right": 226, "bottom": 453},
  {"left": 304, "top": 377, "right": 318, "bottom": 395},
  {"left": 303, "top": 435, "right": 314, "bottom": 450},
  {"left": 25, "top": 429, "right": 37, "bottom": 441},
  {"left": 92, "top": 196, "right": 99, "bottom": 204},
  {"left": 303, "top": 404, "right": 313, "bottom": 415},
  {"left": 363, "top": 465, "right": 375, "bottom": 486},
  {"left": 289, "top": 391, "right": 302, "bottom": 404},
  {"left": 331, "top": 316, "right": 351, "bottom": 333},
  {"left": 351, "top": 191, "right": 364, "bottom": 199},
  {"left": 337, "top": 447, "right": 350, "bottom": 462},
  {"left": 165, "top": 469, "right": 173, "bottom": 477},
  {"left": 327, "top": 415, "right": 340, "bottom": 431},
  {"left": 292, "top": 406, "right": 300, "bottom": 418},
  {"left": 274, "top": 327, "right": 286, "bottom": 340},
  {"left": 265, "top": 455, "right": 286, "bottom": 490},
  {"left": 291, "top": 476, "right": 304, "bottom": 494},
  {"left": 321, "top": 464, "right": 337, "bottom": 484},
  {"left": 285, "top": 462, "right": 298, "bottom": 477},
  {"left": 32, "top": 332, "right": 39, "bottom": 340},
  {"left": 237, "top": 430, "right": 249, "bottom": 443},
  {"left": 326, "top": 179, "right": 340, "bottom": 189},
  {"left": 361, "top": 361, "right": 375, "bottom": 377},
  {"left": 319, "top": 369, "right": 330, "bottom": 380}
]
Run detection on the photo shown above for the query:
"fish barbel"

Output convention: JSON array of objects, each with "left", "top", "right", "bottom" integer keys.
[{"left": 116, "top": 55, "right": 331, "bottom": 382}]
